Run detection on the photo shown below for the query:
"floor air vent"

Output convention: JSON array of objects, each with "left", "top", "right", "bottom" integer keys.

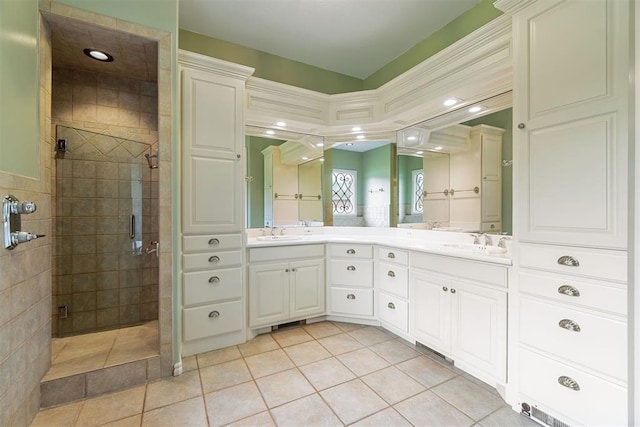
[{"left": 526, "top": 405, "right": 571, "bottom": 427}]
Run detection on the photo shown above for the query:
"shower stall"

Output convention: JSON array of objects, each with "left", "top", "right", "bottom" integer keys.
[{"left": 52, "top": 125, "right": 159, "bottom": 336}]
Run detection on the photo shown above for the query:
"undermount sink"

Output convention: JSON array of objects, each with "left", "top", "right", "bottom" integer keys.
[
  {"left": 440, "top": 242, "right": 507, "bottom": 255},
  {"left": 256, "top": 235, "right": 302, "bottom": 241}
]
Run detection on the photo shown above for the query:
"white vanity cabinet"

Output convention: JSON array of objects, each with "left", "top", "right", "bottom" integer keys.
[
  {"left": 376, "top": 247, "right": 409, "bottom": 335},
  {"left": 327, "top": 244, "right": 375, "bottom": 320},
  {"left": 410, "top": 252, "right": 507, "bottom": 385},
  {"left": 248, "top": 244, "right": 325, "bottom": 328}
]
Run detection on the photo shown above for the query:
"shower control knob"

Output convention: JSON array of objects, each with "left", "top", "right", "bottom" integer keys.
[
  {"left": 10, "top": 201, "right": 37, "bottom": 214},
  {"left": 11, "top": 231, "right": 45, "bottom": 244}
]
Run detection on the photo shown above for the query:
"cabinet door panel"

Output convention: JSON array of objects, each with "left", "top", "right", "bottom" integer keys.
[
  {"left": 291, "top": 259, "right": 325, "bottom": 318},
  {"left": 249, "top": 263, "right": 290, "bottom": 327},
  {"left": 410, "top": 271, "right": 449, "bottom": 354}
]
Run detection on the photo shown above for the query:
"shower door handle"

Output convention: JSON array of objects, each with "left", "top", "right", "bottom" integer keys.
[{"left": 130, "top": 214, "right": 135, "bottom": 239}]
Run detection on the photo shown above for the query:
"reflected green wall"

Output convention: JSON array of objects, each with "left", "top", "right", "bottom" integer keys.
[
  {"left": 398, "top": 155, "right": 423, "bottom": 212},
  {"left": 245, "top": 136, "right": 285, "bottom": 228},
  {"left": 363, "top": 144, "right": 392, "bottom": 195}
]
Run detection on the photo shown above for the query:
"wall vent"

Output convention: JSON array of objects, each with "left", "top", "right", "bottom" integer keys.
[{"left": 527, "top": 405, "right": 572, "bottom": 427}]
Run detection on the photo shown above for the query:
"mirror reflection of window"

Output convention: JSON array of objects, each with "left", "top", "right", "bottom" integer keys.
[
  {"left": 332, "top": 169, "right": 356, "bottom": 215},
  {"left": 412, "top": 169, "right": 424, "bottom": 214}
]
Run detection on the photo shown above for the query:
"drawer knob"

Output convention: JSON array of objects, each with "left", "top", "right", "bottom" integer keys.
[
  {"left": 209, "top": 256, "right": 220, "bottom": 263},
  {"left": 442, "top": 286, "right": 448, "bottom": 292},
  {"left": 208, "top": 276, "right": 220, "bottom": 283},
  {"left": 346, "top": 293, "right": 356, "bottom": 300},
  {"left": 558, "top": 319, "right": 581, "bottom": 332},
  {"left": 557, "top": 255, "right": 580, "bottom": 267},
  {"left": 347, "top": 265, "right": 356, "bottom": 271},
  {"left": 387, "top": 252, "right": 395, "bottom": 259},
  {"left": 558, "top": 376, "right": 580, "bottom": 391},
  {"left": 557, "top": 285, "right": 580, "bottom": 297},
  {"left": 208, "top": 310, "right": 220, "bottom": 318},
  {"left": 387, "top": 270, "right": 395, "bottom": 277},
  {"left": 347, "top": 249, "right": 356, "bottom": 254},
  {"left": 387, "top": 302, "right": 396, "bottom": 309},
  {"left": 450, "top": 288, "right": 456, "bottom": 294},
  {"left": 208, "top": 238, "right": 220, "bottom": 245}
]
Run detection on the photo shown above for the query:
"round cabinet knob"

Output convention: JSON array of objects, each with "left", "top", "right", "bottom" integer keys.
[
  {"left": 490, "top": 224, "right": 495, "bottom": 229},
  {"left": 518, "top": 123, "right": 525, "bottom": 129},
  {"left": 346, "top": 294, "right": 356, "bottom": 300},
  {"left": 208, "top": 238, "right": 220, "bottom": 245},
  {"left": 450, "top": 288, "right": 456, "bottom": 294},
  {"left": 442, "top": 286, "right": 448, "bottom": 292},
  {"left": 208, "top": 276, "right": 220, "bottom": 283},
  {"left": 208, "top": 256, "right": 220, "bottom": 263},
  {"left": 208, "top": 310, "right": 220, "bottom": 318}
]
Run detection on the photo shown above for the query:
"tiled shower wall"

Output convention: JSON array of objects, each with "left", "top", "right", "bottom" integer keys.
[{"left": 51, "top": 67, "right": 158, "bottom": 336}]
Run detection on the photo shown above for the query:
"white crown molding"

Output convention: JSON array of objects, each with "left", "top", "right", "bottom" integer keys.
[
  {"left": 493, "top": 0, "right": 537, "bottom": 14},
  {"left": 179, "top": 50, "right": 255, "bottom": 80}
]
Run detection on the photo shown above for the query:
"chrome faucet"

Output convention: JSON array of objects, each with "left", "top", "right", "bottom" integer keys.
[
  {"left": 270, "top": 227, "right": 277, "bottom": 236},
  {"left": 481, "top": 233, "right": 494, "bottom": 246},
  {"left": 498, "top": 236, "right": 512, "bottom": 249},
  {"left": 470, "top": 233, "right": 482, "bottom": 244}
]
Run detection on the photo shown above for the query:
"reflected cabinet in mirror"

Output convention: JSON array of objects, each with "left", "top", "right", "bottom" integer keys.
[{"left": 245, "top": 126, "right": 324, "bottom": 227}]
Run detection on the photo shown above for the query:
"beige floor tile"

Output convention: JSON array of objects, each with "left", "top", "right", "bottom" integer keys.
[
  {"left": 270, "top": 394, "right": 342, "bottom": 427},
  {"left": 204, "top": 382, "right": 267, "bottom": 427},
  {"left": 238, "top": 334, "right": 279, "bottom": 357},
  {"left": 317, "top": 333, "right": 364, "bottom": 355},
  {"left": 101, "top": 414, "right": 142, "bottom": 427},
  {"left": 144, "top": 370, "right": 202, "bottom": 411},
  {"left": 200, "top": 358, "right": 252, "bottom": 393},
  {"left": 255, "top": 368, "right": 315, "bottom": 408},
  {"left": 361, "top": 366, "right": 425, "bottom": 404},
  {"left": 244, "top": 349, "right": 295, "bottom": 379},
  {"left": 369, "top": 339, "right": 420, "bottom": 364},
  {"left": 302, "top": 321, "right": 342, "bottom": 339},
  {"left": 394, "top": 390, "right": 474, "bottom": 427},
  {"left": 142, "top": 396, "right": 208, "bottom": 427},
  {"left": 332, "top": 321, "right": 365, "bottom": 332},
  {"left": 396, "top": 355, "right": 457, "bottom": 388},
  {"left": 298, "top": 357, "right": 356, "bottom": 391},
  {"left": 225, "top": 411, "right": 275, "bottom": 427},
  {"left": 44, "top": 352, "right": 110, "bottom": 381},
  {"left": 271, "top": 326, "right": 314, "bottom": 347},
  {"left": 30, "top": 401, "right": 83, "bottom": 426},
  {"left": 283, "top": 340, "right": 332, "bottom": 366},
  {"left": 320, "top": 379, "right": 388, "bottom": 425},
  {"left": 105, "top": 336, "right": 157, "bottom": 367},
  {"left": 75, "top": 385, "right": 146, "bottom": 426},
  {"left": 337, "top": 348, "right": 390, "bottom": 377},
  {"left": 478, "top": 406, "right": 539, "bottom": 427},
  {"left": 196, "top": 345, "right": 241, "bottom": 368},
  {"left": 181, "top": 355, "right": 198, "bottom": 372},
  {"left": 431, "top": 376, "right": 506, "bottom": 421},
  {"left": 348, "top": 326, "right": 394, "bottom": 346},
  {"left": 351, "top": 407, "right": 412, "bottom": 427},
  {"left": 51, "top": 339, "right": 68, "bottom": 362}
]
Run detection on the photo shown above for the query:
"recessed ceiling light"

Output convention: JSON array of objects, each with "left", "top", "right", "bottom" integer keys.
[
  {"left": 265, "top": 130, "right": 275, "bottom": 135},
  {"left": 302, "top": 156, "right": 309, "bottom": 160},
  {"left": 316, "top": 143, "right": 324, "bottom": 147},
  {"left": 407, "top": 136, "right": 417, "bottom": 141},
  {"left": 434, "top": 146, "right": 443, "bottom": 150},
  {"left": 276, "top": 121, "right": 286, "bottom": 127},
  {"left": 83, "top": 48, "right": 114, "bottom": 62},
  {"left": 443, "top": 98, "right": 460, "bottom": 107},
  {"left": 346, "top": 143, "right": 354, "bottom": 146},
  {"left": 469, "top": 106, "right": 482, "bottom": 113},
  {"left": 352, "top": 126, "right": 362, "bottom": 132},
  {"left": 319, "top": 158, "right": 325, "bottom": 162},
  {"left": 416, "top": 151, "right": 423, "bottom": 155},
  {"left": 356, "top": 135, "right": 365, "bottom": 140}
]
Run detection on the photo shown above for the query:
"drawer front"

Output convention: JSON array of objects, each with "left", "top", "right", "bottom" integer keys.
[
  {"left": 378, "top": 292, "right": 408, "bottom": 332},
  {"left": 480, "top": 222, "right": 501, "bottom": 233},
  {"left": 411, "top": 252, "right": 507, "bottom": 288},
  {"left": 377, "top": 261, "right": 408, "bottom": 298},
  {"left": 519, "top": 270, "right": 626, "bottom": 315},
  {"left": 183, "top": 300, "right": 243, "bottom": 342},
  {"left": 330, "top": 259, "right": 373, "bottom": 287},
  {"left": 377, "top": 247, "right": 408, "bottom": 265},
  {"left": 330, "top": 288, "right": 373, "bottom": 317},
  {"left": 183, "top": 250, "right": 242, "bottom": 271},
  {"left": 249, "top": 244, "right": 324, "bottom": 262},
  {"left": 183, "top": 234, "right": 242, "bottom": 252},
  {"left": 519, "top": 348, "right": 627, "bottom": 427},
  {"left": 183, "top": 268, "right": 242, "bottom": 306},
  {"left": 519, "top": 297, "right": 627, "bottom": 382},
  {"left": 518, "top": 243, "right": 626, "bottom": 282},
  {"left": 329, "top": 244, "right": 373, "bottom": 259}
]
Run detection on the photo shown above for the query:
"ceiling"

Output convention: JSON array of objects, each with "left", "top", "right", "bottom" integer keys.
[{"left": 179, "top": 0, "right": 482, "bottom": 79}]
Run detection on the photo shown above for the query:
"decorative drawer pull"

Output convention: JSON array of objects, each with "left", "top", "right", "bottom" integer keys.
[
  {"left": 559, "top": 319, "right": 581, "bottom": 332},
  {"left": 292, "top": 268, "right": 297, "bottom": 272},
  {"left": 558, "top": 376, "right": 580, "bottom": 391},
  {"left": 208, "top": 276, "right": 220, "bottom": 283},
  {"left": 557, "top": 255, "right": 580, "bottom": 267},
  {"left": 450, "top": 288, "right": 456, "bottom": 294},
  {"left": 442, "top": 286, "right": 448, "bottom": 292},
  {"left": 387, "top": 270, "right": 395, "bottom": 277},
  {"left": 347, "top": 249, "right": 356, "bottom": 254},
  {"left": 208, "top": 256, "right": 220, "bottom": 263},
  {"left": 387, "top": 252, "right": 395, "bottom": 259},
  {"left": 208, "top": 310, "right": 220, "bottom": 318},
  {"left": 387, "top": 302, "right": 396, "bottom": 309},
  {"left": 346, "top": 293, "right": 356, "bottom": 300},
  {"left": 208, "top": 238, "right": 220, "bottom": 245},
  {"left": 558, "top": 285, "right": 581, "bottom": 297},
  {"left": 347, "top": 265, "right": 356, "bottom": 271}
]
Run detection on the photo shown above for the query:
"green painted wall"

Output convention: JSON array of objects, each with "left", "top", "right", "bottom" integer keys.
[
  {"left": 179, "top": 29, "right": 364, "bottom": 95},
  {"left": 462, "top": 108, "right": 513, "bottom": 234},
  {"left": 245, "top": 136, "right": 285, "bottom": 228},
  {"left": 363, "top": 144, "right": 392, "bottom": 196},
  {"left": 0, "top": 0, "right": 40, "bottom": 177}
]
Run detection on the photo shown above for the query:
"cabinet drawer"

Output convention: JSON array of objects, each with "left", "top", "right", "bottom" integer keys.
[
  {"left": 183, "top": 300, "right": 243, "bottom": 342},
  {"left": 329, "top": 244, "right": 373, "bottom": 259},
  {"left": 183, "top": 268, "right": 242, "bottom": 306},
  {"left": 519, "top": 296, "right": 626, "bottom": 382},
  {"left": 519, "top": 270, "right": 626, "bottom": 315},
  {"left": 378, "top": 293, "right": 408, "bottom": 332},
  {"left": 519, "top": 348, "right": 627, "bottom": 427},
  {"left": 330, "top": 259, "right": 373, "bottom": 287},
  {"left": 183, "top": 234, "right": 242, "bottom": 252},
  {"left": 183, "top": 250, "right": 242, "bottom": 271},
  {"left": 249, "top": 244, "right": 324, "bottom": 262},
  {"left": 411, "top": 252, "right": 507, "bottom": 288},
  {"left": 377, "top": 261, "right": 408, "bottom": 298},
  {"left": 480, "top": 222, "right": 501, "bottom": 233},
  {"left": 377, "top": 246, "right": 408, "bottom": 265},
  {"left": 518, "top": 243, "right": 626, "bottom": 282},
  {"left": 330, "top": 288, "right": 373, "bottom": 317}
]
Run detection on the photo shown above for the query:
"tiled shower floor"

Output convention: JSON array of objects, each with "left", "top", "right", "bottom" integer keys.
[
  {"left": 44, "top": 321, "right": 159, "bottom": 381},
  {"left": 33, "top": 321, "right": 537, "bottom": 426}
]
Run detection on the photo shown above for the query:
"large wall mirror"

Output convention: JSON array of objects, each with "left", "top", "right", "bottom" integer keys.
[{"left": 245, "top": 126, "right": 325, "bottom": 228}]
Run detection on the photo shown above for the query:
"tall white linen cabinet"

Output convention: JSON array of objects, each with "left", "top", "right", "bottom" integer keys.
[
  {"left": 179, "top": 51, "right": 254, "bottom": 357},
  {"left": 503, "top": 0, "right": 631, "bottom": 425}
]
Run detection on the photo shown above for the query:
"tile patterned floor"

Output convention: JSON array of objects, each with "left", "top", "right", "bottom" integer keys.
[{"left": 32, "top": 321, "right": 538, "bottom": 427}]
